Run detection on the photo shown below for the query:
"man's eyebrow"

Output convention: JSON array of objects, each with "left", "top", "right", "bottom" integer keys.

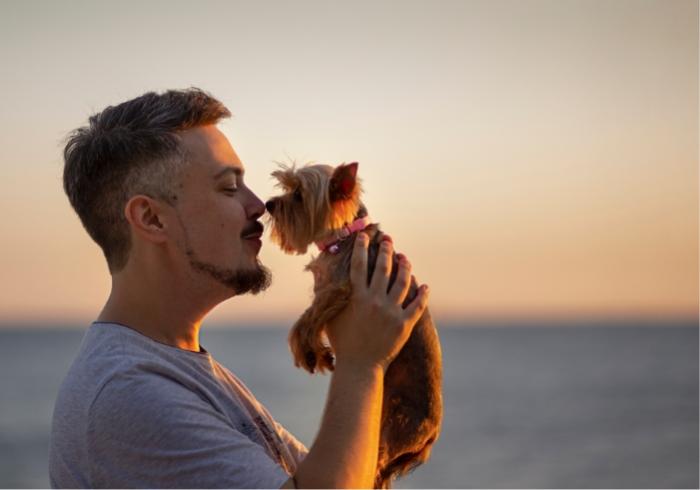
[{"left": 212, "top": 167, "right": 243, "bottom": 180}]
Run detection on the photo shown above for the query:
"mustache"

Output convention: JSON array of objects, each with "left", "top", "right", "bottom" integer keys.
[{"left": 241, "top": 221, "right": 264, "bottom": 237}]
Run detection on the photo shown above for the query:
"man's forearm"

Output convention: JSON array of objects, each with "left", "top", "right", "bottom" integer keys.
[{"left": 292, "top": 361, "right": 384, "bottom": 488}]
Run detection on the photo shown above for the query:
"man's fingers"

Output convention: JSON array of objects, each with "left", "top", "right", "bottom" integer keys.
[
  {"left": 403, "top": 284, "right": 430, "bottom": 324},
  {"left": 388, "top": 256, "right": 412, "bottom": 305},
  {"left": 350, "top": 232, "right": 369, "bottom": 287},
  {"left": 370, "top": 235, "right": 393, "bottom": 293}
]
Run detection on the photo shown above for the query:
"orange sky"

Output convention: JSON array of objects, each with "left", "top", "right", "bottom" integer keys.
[{"left": 0, "top": 0, "right": 697, "bottom": 328}]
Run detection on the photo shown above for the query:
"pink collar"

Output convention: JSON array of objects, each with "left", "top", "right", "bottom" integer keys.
[{"left": 315, "top": 216, "right": 370, "bottom": 254}]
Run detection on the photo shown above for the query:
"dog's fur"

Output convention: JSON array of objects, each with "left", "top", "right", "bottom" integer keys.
[{"left": 265, "top": 162, "right": 443, "bottom": 488}]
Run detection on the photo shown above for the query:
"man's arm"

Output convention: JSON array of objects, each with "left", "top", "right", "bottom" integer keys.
[
  {"left": 282, "top": 233, "right": 429, "bottom": 488},
  {"left": 281, "top": 362, "right": 383, "bottom": 489}
]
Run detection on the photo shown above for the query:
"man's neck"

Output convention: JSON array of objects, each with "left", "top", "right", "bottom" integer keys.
[
  {"left": 96, "top": 305, "right": 203, "bottom": 353},
  {"left": 96, "top": 266, "right": 214, "bottom": 354}
]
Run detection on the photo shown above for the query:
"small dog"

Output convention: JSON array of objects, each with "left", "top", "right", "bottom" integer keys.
[{"left": 265, "top": 161, "right": 443, "bottom": 489}]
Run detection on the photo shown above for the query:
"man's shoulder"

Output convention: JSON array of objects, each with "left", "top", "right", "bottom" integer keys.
[
  {"left": 86, "top": 362, "right": 202, "bottom": 428},
  {"left": 56, "top": 334, "right": 190, "bottom": 426},
  {"left": 54, "top": 331, "right": 125, "bottom": 413}
]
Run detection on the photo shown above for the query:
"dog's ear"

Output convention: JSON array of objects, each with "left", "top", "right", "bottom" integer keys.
[{"left": 329, "top": 162, "right": 358, "bottom": 202}]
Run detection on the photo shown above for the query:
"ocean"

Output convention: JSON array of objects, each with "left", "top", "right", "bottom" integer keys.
[{"left": 0, "top": 323, "right": 697, "bottom": 488}]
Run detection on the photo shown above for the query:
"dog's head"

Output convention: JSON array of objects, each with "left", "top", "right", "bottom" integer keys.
[{"left": 265, "top": 162, "right": 362, "bottom": 254}]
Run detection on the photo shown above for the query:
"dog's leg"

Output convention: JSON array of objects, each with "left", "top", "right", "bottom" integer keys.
[
  {"left": 288, "top": 307, "right": 318, "bottom": 372},
  {"left": 288, "top": 282, "right": 352, "bottom": 374}
]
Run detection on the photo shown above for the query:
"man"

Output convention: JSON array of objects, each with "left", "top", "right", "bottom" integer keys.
[{"left": 49, "top": 88, "right": 429, "bottom": 489}]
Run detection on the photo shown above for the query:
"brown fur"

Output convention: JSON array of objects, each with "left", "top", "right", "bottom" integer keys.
[{"left": 266, "top": 162, "right": 443, "bottom": 488}]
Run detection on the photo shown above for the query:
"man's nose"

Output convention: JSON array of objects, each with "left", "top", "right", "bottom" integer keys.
[
  {"left": 265, "top": 200, "right": 275, "bottom": 213},
  {"left": 245, "top": 190, "right": 266, "bottom": 221}
]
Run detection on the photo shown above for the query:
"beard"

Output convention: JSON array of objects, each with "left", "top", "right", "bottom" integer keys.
[
  {"left": 186, "top": 249, "right": 272, "bottom": 295},
  {"left": 174, "top": 210, "right": 271, "bottom": 295}
]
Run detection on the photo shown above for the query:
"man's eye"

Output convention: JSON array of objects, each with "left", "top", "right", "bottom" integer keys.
[{"left": 224, "top": 187, "right": 238, "bottom": 194}]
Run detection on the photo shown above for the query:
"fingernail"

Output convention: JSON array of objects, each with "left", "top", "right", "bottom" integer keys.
[{"left": 381, "top": 235, "right": 392, "bottom": 243}]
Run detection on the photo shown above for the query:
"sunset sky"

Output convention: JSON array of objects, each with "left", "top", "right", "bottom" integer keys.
[{"left": 0, "top": 0, "right": 697, "bottom": 328}]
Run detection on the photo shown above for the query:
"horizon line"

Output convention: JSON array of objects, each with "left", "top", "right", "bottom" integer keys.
[{"left": 0, "top": 313, "right": 697, "bottom": 330}]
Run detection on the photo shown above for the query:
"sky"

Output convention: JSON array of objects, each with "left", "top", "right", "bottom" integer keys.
[{"left": 0, "top": 0, "right": 697, "bottom": 328}]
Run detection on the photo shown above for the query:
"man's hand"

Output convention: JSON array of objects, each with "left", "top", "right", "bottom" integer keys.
[{"left": 326, "top": 232, "right": 430, "bottom": 373}]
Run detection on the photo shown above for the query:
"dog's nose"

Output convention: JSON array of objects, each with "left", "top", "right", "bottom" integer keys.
[{"left": 265, "top": 200, "right": 275, "bottom": 213}]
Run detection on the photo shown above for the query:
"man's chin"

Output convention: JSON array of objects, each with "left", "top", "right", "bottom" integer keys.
[{"left": 227, "top": 261, "right": 272, "bottom": 295}]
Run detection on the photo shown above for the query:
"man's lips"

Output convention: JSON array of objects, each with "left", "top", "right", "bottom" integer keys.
[{"left": 241, "top": 222, "right": 264, "bottom": 240}]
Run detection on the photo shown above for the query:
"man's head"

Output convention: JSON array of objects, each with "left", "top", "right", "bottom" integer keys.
[{"left": 63, "top": 88, "right": 270, "bottom": 295}]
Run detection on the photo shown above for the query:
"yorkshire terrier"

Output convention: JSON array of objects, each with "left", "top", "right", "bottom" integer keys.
[{"left": 265, "top": 161, "right": 443, "bottom": 489}]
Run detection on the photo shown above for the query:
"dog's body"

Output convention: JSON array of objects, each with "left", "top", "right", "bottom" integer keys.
[{"left": 266, "top": 162, "right": 443, "bottom": 488}]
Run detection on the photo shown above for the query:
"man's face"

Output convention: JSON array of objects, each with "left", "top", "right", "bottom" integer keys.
[{"left": 171, "top": 125, "right": 270, "bottom": 295}]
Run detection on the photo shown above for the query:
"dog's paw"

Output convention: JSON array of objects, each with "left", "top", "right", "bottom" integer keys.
[
  {"left": 317, "top": 347, "right": 336, "bottom": 373},
  {"left": 303, "top": 350, "right": 317, "bottom": 373}
]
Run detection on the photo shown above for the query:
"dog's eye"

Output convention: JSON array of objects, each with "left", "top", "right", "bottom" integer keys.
[{"left": 293, "top": 188, "right": 302, "bottom": 202}]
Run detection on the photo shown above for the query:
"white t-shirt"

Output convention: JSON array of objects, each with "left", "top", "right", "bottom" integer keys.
[{"left": 49, "top": 321, "right": 307, "bottom": 489}]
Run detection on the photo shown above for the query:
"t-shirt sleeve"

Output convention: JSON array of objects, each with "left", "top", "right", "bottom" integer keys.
[
  {"left": 269, "top": 417, "right": 308, "bottom": 466},
  {"left": 86, "top": 371, "right": 291, "bottom": 489}
]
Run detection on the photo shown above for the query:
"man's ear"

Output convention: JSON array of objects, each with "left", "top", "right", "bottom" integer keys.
[
  {"left": 123, "top": 195, "right": 169, "bottom": 244},
  {"left": 329, "top": 162, "right": 358, "bottom": 202}
]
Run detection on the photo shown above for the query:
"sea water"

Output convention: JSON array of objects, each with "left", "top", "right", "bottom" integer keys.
[{"left": 0, "top": 322, "right": 697, "bottom": 488}]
